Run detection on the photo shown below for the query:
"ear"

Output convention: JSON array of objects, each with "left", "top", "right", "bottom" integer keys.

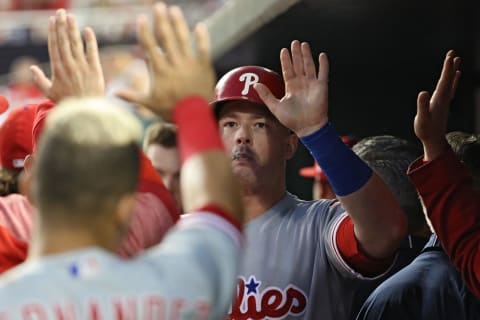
[
  {"left": 284, "top": 133, "right": 298, "bottom": 160},
  {"left": 114, "top": 193, "right": 136, "bottom": 233},
  {"left": 21, "top": 155, "right": 34, "bottom": 202},
  {"left": 24, "top": 154, "right": 33, "bottom": 173}
]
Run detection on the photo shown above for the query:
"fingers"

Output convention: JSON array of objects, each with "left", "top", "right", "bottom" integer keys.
[
  {"left": 194, "top": 23, "right": 210, "bottom": 64},
  {"left": 432, "top": 51, "right": 456, "bottom": 101},
  {"left": 254, "top": 83, "right": 280, "bottom": 112},
  {"left": 170, "top": 6, "right": 192, "bottom": 57},
  {"left": 318, "top": 52, "right": 329, "bottom": 83},
  {"left": 301, "top": 42, "right": 316, "bottom": 79},
  {"left": 280, "top": 48, "right": 294, "bottom": 81},
  {"left": 451, "top": 57, "right": 461, "bottom": 99},
  {"left": 153, "top": 3, "right": 180, "bottom": 64},
  {"left": 30, "top": 65, "right": 52, "bottom": 95},
  {"left": 84, "top": 27, "right": 102, "bottom": 71},
  {"left": 47, "top": 16, "right": 62, "bottom": 79},
  {"left": 66, "top": 14, "right": 86, "bottom": 65},
  {"left": 137, "top": 15, "right": 164, "bottom": 72},
  {"left": 416, "top": 91, "right": 431, "bottom": 119},
  {"left": 115, "top": 89, "right": 147, "bottom": 107},
  {"left": 291, "top": 40, "right": 304, "bottom": 76},
  {"left": 55, "top": 10, "right": 76, "bottom": 73}
]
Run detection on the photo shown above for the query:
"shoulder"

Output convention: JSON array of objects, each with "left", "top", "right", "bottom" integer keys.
[{"left": 286, "top": 193, "right": 345, "bottom": 221}]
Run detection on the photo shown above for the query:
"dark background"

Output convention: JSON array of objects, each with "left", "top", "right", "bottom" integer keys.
[
  {"left": 0, "top": 0, "right": 478, "bottom": 199},
  {"left": 215, "top": 0, "right": 479, "bottom": 199}
]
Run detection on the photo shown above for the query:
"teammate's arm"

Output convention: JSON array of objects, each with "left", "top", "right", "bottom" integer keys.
[
  {"left": 407, "top": 51, "right": 480, "bottom": 297},
  {"left": 29, "top": 9, "right": 180, "bottom": 257},
  {"left": 255, "top": 40, "right": 406, "bottom": 264},
  {"left": 116, "top": 3, "right": 244, "bottom": 226}
]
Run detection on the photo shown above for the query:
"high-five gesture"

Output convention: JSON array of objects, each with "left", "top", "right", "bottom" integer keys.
[
  {"left": 254, "top": 40, "right": 329, "bottom": 137},
  {"left": 117, "top": 3, "right": 216, "bottom": 120},
  {"left": 414, "top": 50, "right": 461, "bottom": 161},
  {"left": 30, "top": 9, "right": 104, "bottom": 102}
]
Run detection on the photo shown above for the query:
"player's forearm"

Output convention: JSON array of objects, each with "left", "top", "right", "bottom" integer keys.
[
  {"left": 408, "top": 148, "right": 480, "bottom": 296},
  {"left": 300, "top": 123, "right": 406, "bottom": 258},
  {"left": 181, "top": 151, "right": 244, "bottom": 222},
  {"left": 339, "top": 174, "right": 407, "bottom": 259},
  {"left": 173, "top": 96, "right": 244, "bottom": 224}
]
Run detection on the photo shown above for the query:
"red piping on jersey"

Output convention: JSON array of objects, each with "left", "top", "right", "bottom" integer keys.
[{"left": 336, "top": 216, "right": 393, "bottom": 277}]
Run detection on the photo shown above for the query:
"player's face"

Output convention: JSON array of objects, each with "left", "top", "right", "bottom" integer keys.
[
  {"left": 146, "top": 144, "right": 182, "bottom": 213},
  {"left": 218, "top": 101, "right": 296, "bottom": 184}
]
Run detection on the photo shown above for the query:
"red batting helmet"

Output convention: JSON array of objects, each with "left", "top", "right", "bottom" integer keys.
[{"left": 212, "top": 66, "right": 285, "bottom": 114}]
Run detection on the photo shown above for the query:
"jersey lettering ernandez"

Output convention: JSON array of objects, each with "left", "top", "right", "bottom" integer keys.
[{"left": 0, "top": 212, "right": 242, "bottom": 319}]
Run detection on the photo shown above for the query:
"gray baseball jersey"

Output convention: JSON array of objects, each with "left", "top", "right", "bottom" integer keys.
[
  {"left": 228, "top": 193, "right": 390, "bottom": 320},
  {"left": 0, "top": 212, "right": 242, "bottom": 319}
]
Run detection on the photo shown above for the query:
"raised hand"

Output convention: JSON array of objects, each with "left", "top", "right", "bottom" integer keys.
[
  {"left": 254, "top": 40, "right": 329, "bottom": 137},
  {"left": 30, "top": 9, "right": 104, "bottom": 102},
  {"left": 116, "top": 3, "right": 216, "bottom": 120},
  {"left": 414, "top": 50, "right": 461, "bottom": 161}
]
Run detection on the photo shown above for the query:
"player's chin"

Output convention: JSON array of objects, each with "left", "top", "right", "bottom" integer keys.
[{"left": 232, "top": 164, "right": 257, "bottom": 179}]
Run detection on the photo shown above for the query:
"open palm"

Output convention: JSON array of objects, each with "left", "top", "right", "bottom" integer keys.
[{"left": 254, "top": 40, "right": 329, "bottom": 137}]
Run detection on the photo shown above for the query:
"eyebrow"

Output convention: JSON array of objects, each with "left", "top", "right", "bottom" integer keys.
[{"left": 220, "top": 112, "right": 273, "bottom": 120}]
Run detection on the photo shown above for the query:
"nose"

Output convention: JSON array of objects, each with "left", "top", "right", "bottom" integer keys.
[{"left": 235, "top": 125, "right": 252, "bottom": 145}]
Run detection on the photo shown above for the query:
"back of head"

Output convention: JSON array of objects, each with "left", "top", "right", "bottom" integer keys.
[
  {"left": 143, "top": 122, "right": 177, "bottom": 151},
  {"left": 352, "top": 135, "right": 425, "bottom": 234},
  {"left": 212, "top": 66, "right": 285, "bottom": 117},
  {"left": 446, "top": 131, "right": 480, "bottom": 189},
  {"left": 33, "top": 98, "right": 142, "bottom": 221}
]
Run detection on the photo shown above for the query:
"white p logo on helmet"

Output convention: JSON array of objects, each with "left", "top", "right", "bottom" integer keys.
[{"left": 239, "top": 73, "right": 260, "bottom": 95}]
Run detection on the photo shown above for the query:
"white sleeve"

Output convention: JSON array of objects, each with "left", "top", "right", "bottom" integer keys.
[{"left": 144, "top": 211, "right": 243, "bottom": 318}]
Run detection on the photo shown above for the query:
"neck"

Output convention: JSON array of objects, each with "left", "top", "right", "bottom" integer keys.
[
  {"left": 240, "top": 180, "right": 286, "bottom": 222},
  {"left": 28, "top": 218, "right": 117, "bottom": 260}
]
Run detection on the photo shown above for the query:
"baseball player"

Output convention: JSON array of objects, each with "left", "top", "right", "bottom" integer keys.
[
  {"left": 407, "top": 51, "right": 480, "bottom": 298},
  {"left": 210, "top": 42, "right": 407, "bottom": 319},
  {"left": 143, "top": 122, "right": 182, "bottom": 213},
  {"left": 0, "top": 7, "right": 181, "bottom": 261},
  {"left": 0, "top": 3, "right": 244, "bottom": 319},
  {"left": 0, "top": 104, "right": 36, "bottom": 196}
]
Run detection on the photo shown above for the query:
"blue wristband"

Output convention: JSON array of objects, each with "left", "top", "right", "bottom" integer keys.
[{"left": 300, "top": 123, "right": 372, "bottom": 196}]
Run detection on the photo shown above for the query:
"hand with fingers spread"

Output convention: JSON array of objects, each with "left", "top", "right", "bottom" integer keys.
[
  {"left": 116, "top": 3, "right": 215, "bottom": 120},
  {"left": 31, "top": 9, "right": 104, "bottom": 103},
  {"left": 254, "top": 40, "right": 329, "bottom": 137},
  {"left": 414, "top": 50, "right": 461, "bottom": 161}
]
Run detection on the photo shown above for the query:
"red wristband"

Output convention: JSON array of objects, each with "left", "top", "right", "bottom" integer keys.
[{"left": 172, "top": 96, "right": 224, "bottom": 164}]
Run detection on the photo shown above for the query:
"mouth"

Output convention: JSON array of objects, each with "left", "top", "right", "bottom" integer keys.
[{"left": 232, "top": 152, "right": 254, "bottom": 162}]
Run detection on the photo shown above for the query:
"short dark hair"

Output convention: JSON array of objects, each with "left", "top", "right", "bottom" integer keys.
[
  {"left": 33, "top": 98, "right": 141, "bottom": 221},
  {"left": 0, "top": 168, "right": 20, "bottom": 196},
  {"left": 143, "top": 122, "right": 177, "bottom": 151},
  {"left": 446, "top": 131, "right": 480, "bottom": 189},
  {"left": 353, "top": 135, "right": 425, "bottom": 234}
]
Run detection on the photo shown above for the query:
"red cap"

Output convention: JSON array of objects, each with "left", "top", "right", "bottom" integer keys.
[
  {"left": 32, "top": 100, "right": 56, "bottom": 155},
  {"left": 0, "top": 105, "right": 36, "bottom": 170},
  {"left": 299, "top": 136, "right": 357, "bottom": 179},
  {"left": 0, "top": 96, "right": 9, "bottom": 115},
  {"left": 212, "top": 66, "right": 285, "bottom": 112}
]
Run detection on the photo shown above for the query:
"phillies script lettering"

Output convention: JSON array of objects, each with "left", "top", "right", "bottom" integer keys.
[
  {"left": 228, "top": 277, "right": 307, "bottom": 319},
  {"left": 239, "top": 73, "right": 259, "bottom": 95}
]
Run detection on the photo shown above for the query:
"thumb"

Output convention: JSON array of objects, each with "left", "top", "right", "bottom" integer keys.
[
  {"left": 254, "top": 83, "right": 280, "bottom": 113},
  {"left": 115, "top": 90, "right": 147, "bottom": 107},
  {"left": 416, "top": 91, "right": 431, "bottom": 119},
  {"left": 30, "top": 65, "right": 51, "bottom": 96}
]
